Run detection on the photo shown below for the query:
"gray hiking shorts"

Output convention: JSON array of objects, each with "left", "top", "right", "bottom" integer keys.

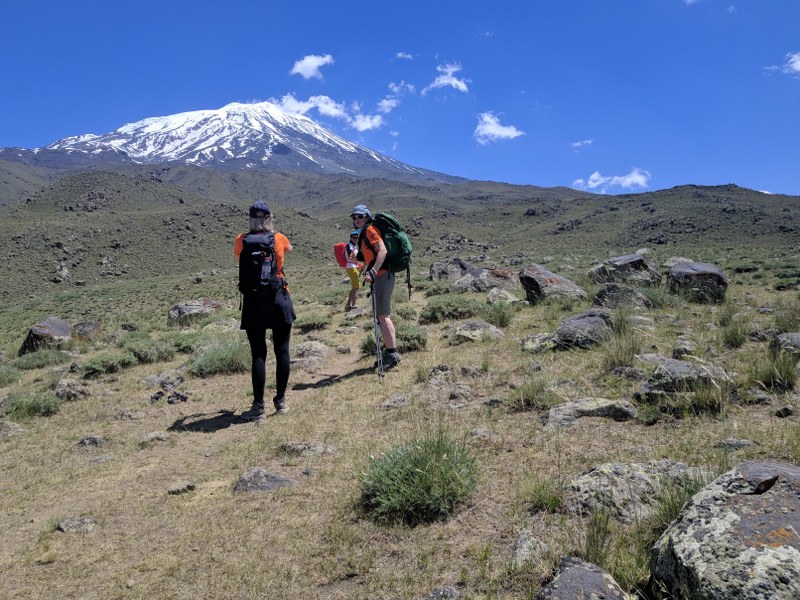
[{"left": 373, "top": 272, "right": 395, "bottom": 316}]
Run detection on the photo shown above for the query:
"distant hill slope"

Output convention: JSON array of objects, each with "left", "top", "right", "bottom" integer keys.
[{"left": 0, "top": 168, "right": 797, "bottom": 303}]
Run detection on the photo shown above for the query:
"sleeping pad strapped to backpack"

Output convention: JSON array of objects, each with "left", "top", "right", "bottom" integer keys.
[{"left": 238, "top": 231, "right": 284, "bottom": 300}]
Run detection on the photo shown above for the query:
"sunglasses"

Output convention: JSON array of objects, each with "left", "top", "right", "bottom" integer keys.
[{"left": 351, "top": 213, "right": 366, "bottom": 219}]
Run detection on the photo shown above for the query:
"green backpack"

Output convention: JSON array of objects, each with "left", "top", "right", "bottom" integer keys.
[{"left": 359, "top": 212, "right": 413, "bottom": 297}]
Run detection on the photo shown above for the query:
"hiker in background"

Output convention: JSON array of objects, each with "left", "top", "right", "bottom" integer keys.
[
  {"left": 344, "top": 228, "right": 362, "bottom": 311},
  {"left": 234, "top": 200, "right": 296, "bottom": 420},
  {"left": 349, "top": 204, "right": 402, "bottom": 370}
]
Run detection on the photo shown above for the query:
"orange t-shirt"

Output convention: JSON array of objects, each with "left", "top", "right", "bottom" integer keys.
[
  {"left": 359, "top": 224, "right": 387, "bottom": 276},
  {"left": 234, "top": 231, "right": 291, "bottom": 277}
]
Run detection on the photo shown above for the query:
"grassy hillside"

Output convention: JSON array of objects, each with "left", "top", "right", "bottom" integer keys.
[{"left": 0, "top": 169, "right": 798, "bottom": 598}]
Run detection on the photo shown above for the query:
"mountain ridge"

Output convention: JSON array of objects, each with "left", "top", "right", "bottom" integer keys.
[{"left": 0, "top": 101, "right": 462, "bottom": 184}]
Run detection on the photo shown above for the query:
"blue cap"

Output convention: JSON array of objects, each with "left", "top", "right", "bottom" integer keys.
[
  {"left": 351, "top": 204, "right": 372, "bottom": 219},
  {"left": 350, "top": 228, "right": 361, "bottom": 236},
  {"left": 249, "top": 200, "right": 271, "bottom": 217}
]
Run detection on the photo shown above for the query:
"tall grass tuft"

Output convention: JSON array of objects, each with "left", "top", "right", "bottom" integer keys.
[
  {"left": 749, "top": 348, "right": 798, "bottom": 392},
  {"left": 511, "top": 374, "right": 561, "bottom": 411},
  {"left": 719, "top": 319, "right": 748, "bottom": 349},
  {"left": 519, "top": 476, "right": 565, "bottom": 514},
  {"left": 419, "top": 294, "right": 483, "bottom": 324},
  {"left": 601, "top": 329, "right": 641, "bottom": 371},
  {"left": 359, "top": 427, "right": 477, "bottom": 526},
  {"left": 482, "top": 301, "right": 515, "bottom": 328},
  {"left": 774, "top": 300, "right": 800, "bottom": 332}
]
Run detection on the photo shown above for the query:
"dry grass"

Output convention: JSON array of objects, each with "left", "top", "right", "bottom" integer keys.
[{"left": 1, "top": 273, "right": 798, "bottom": 599}]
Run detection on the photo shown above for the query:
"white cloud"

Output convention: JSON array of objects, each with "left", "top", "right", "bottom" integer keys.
[
  {"left": 571, "top": 139, "right": 594, "bottom": 151},
  {"left": 388, "top": 81, "right": 416, "bottom": 95},
  {"left": 378, "top": 97, "right": 400, "bottom": 114},
  {"left": 290, "top": 54, "right": 334, "bottom": 79},
  {"left": 684, "top": 0, "right": 702, "bottom": 5},
  {"left": 727, "top": 5, "right": 736, "bottom": 13},
  {"left": 422, "top": 63, "right": 470, "bottom": 95},
  {"left": 396, "top": 52, "right": 413, "bottom": 60},
  {"left": 572, "top": 168, "right": 651, "bottom": 193},
  {"left": 350, "top": 114, "right": 384, "bottom": 132},
  {"left": 474, "top": 112, "right": 525, "bottom": 144},
  {"left": 275, "top": 94, "right": 348, "bottom": 120},
  {"left": 783, "top": 51, "right": 800, "bottom": 76}
]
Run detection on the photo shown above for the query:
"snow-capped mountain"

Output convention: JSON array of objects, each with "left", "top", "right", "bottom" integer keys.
[{"left": 6, "top": 101, "right": 456, "bottom": 182}]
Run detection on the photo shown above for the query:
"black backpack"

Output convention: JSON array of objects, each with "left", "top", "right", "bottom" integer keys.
[
  {"left": 358, "top": 212, "right": 413, "bottom": 297},
  {"left": 238, "top": 231, "right": 284, "bottom": 299}
]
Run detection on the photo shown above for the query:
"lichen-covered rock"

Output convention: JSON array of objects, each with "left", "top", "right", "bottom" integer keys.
[
  {"left": 543, "top": 397, "right": 638, "bottom": 430},
  {"left": 568, "top": 459, "right": 708, "bottom": 524},
  {"left": 234, "top": 468, "right": 298, "bottom": 493},
  {"left": 535, "top": 556, "right": 632, "bottom": 599},
  {"left": 770, "top": 332, "right": 800, "bottom": 357},
  {"left": 519, "top": 264, "right": 587, "bottom": 305},
  {"left": 667, "top": 262, "right": 728, "bottom": 304},
  {"left": 651, "top": 460, "right": 800, "bottom": 600},
  {"left": 552, "top": 308, "right": 613, "bottom": 350},
  {"left": 452, "top": 267, "right": 521, "bottom": 293},
  {"left": 18, "top": 316, "right": 73, "bottom": 356},
  {"left": 167, "top": 299, "right": 227, "bottom": 326},
  {"left": 593, "top": 282, "right": 654, "bottom": 310},
  {"left": 444, "top": 320, "right": 504, "bottom": 343},
  {"left": 589, "top": 253, "right": 662, "bottom": 287}
]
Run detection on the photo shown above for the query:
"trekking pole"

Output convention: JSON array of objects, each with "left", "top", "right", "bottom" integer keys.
[{"left": 371, "top": 281, "right": 384, "bottom": 380}]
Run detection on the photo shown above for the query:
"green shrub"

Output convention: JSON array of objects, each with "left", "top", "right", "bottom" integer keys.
[
  {"left": 395, "top": 321, "right": 428, "bottom": 353},
  {"left": 316, "top": 288, "right": 345, "bottom": 306},
  {"left": 14, "top": 349, "right": 71, "bottom": 370},
  {"left": 166, "top": 331, "right": 206, "bottom": 354},
  {"left": 419, "top": 294, "right": 483, "bottom": 324},
  {"left": 294, "top": 313, "right": 331, "bottom": 334},
  {"left": 118, "top": 333, "right": 176, "bottom": 364},
  {"left": 0, "top": 363, "right": 20, "bottom": 386},
  {"left": 83, "top": 352, "right": 138, "bottom": 378},
  {"left": 423, "top": 283, "right": 451, "bottom": 298},
  {"left": 8, "top": 392, "right": 62, "bottom": 420},
  {"left": 359, "top": 428, "right": 477, "bottom": 526},
  {"left": 395, "top": 305, "right": 417, "bottom": 320},
  {"left": 717, "top": 303, "right": 737, "bottom": 327},
  {"left": 358, "top": 321, "right": 427, "bottom": 357},
  {"left": 187, "top": 339, "right": 250, "bottom": 378},
  {"left": 482, "top": 302, "right": 515, "bottom": 328}
]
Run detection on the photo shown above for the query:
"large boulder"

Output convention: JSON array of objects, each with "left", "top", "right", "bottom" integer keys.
[
  {"left": 552, "top": 308, "right": 613, "bottom": 350},
  {"left": 634, "top": 357, "right": 731, "bottom": 404},
  {"left": 519, "top": 264, "right": 587, "bottom": 305},
  {"left": 543, "top": 397, "right": 638, "bottom": 430},
  {"left": 18, "top": 316, "right": 73, "bottom": 356},
  {"left": 667, "top": 262, "right": 728, "bottom": 303},
  {"left": 167, "top": 299, "right": 227, "bottom": 326},
  {"left": 429, "top": 258, "right": 475, "bottom": 282},
  {"left": 651, "top": 460, "right": 800, "bottom": 600},
  {"left": 593, "top": 282, "right": 654, "bottom": 310},
  {"left": 452, "top": 267, "right": 521, "bottom": 293},
  {"left": 568, "top": 459, "right": 708, "bottom": 524},
  {"left": 770, "top": 332, "right": 800, "bottom": 357},
  {"left": 589, "top": 253, "right": 662, "bottom": 287}
]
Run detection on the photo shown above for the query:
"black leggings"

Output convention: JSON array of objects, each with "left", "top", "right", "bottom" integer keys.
[{"left": 246, "top": 322, "right": 292, "bottom": 406}]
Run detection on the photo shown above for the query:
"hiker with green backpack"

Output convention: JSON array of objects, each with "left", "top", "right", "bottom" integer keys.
[{"left": 349, "top": 204, "right": 411, "bottom": 371}]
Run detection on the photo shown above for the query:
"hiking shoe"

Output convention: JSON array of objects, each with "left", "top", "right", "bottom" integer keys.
[
  {"left": 273, "top": 396, "right": 288, "bottom": 414},
  {"left": 383, "top": 351, "right": 402, "bottom": 370},
  {"left": 240, "top": 404, "right": 266, "bottom": 422}
]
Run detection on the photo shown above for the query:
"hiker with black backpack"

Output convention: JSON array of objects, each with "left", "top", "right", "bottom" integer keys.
[
  {"left": 234, "top": 200, "right": 296, "bottom": 420},
  {"left": 349, "top": 204, "right": 403, "bottom": 370}
]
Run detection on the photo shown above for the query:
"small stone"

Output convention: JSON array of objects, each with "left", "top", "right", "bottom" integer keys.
[{"left": 167, "top": 481, "right": 196, "bottom": 495}]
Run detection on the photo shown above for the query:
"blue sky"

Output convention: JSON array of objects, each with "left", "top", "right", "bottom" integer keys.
[{"left": 2, "top": 0, "right": 799, "bottom": 195}]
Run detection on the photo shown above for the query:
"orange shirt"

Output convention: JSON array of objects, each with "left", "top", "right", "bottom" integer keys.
[
  {"left": 359, "top": 224, "right": 387, "bottom": 276},
  {"left": 234, "top": 231, "right": 291, "bottom": 277}
]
